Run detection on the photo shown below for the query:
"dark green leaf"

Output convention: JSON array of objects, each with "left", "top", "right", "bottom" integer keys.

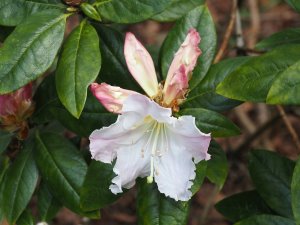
[
  {"left": 206, "top": 141, "right": 228, "bottom": 188},
  {"left": 94, "top": 0, "right": 171, "bottom": 23},
  {"left": 93, "top": 24, "right": 142, "bottom": 92},
  {"left": 56, "top": 19, "right": 101, "bottom": 118},
  {"left": 292, "top": 157, "right": 300, "bottom": 224},
  {"left": 216, "top": 44, "right": 300, "bottom": 102},
  {"left": 0, "top": 0, "right": 66, "bottom": 26},
  {"left": 2, "top": 140, "right": 39, "bottom": 225},
  {"left": 284, "top": 0, "right": 300, "bottom": 13},
  {"left": 183, "top": 57, "right": 249, "bottom": 111},
  {"left": 179, "top": 108, "right": 240, "bottom": 137},
  {"left": 215, "top": 190, "right": 272, "bottom": 222},
  {"left": 16, "top": 210, "right": 34, "bottom": 225},
  {"left": 35, "top": 132, "right": 93, "bottom": 215},
  {"left": 80, "top": 160, "right": 119, "bottom": 211},
  {"left": 0, "top": 130, "right": 12, "bottom": 154},
  {"left": 137, "top": 179, "right": 189, "bottom": 225},
  {"left": 256, "top": 28, "right": 300, "bottom": 50},
  {"left": 0, "top": 155, "right": 9, "bottom": 182},
  {"left": 0, "top": 11, "right": 67, "bottom": 94},
  {"left": 234, "top": 215, "right": 295, "bottom": 225},
  {"left": 152, "top": 0, "right": 205, "bottom": 22},
  {"left": 160, "top": 5, "right": 217, "bottom": 90},
  {"left": 249, "top": 150, "right": 295, "bottom": 218},
  {"left": 37, "top": 182, "right": 61, "bottom": 222},
  {"left": 267, "top": 60, "right": 300, "bottom": 105},
  {"left": 190, "top": 160, "right": 207, "bottom": 195}
]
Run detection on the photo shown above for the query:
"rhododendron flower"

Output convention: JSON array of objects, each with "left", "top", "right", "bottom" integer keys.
[
  {"left": 0, "top": 83, "right": 34, "bottom": 139},
  {"left": 89, "top": 29, "right": 211, "bottom": 201}
]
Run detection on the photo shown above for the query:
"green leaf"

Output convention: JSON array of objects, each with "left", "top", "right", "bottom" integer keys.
[
  {"left": 190, "top": 160, "right": 207, "bottom": 195},
  {"left": 37, "top": 182, "right": 61, "bottom": 222},
  {"left": 0, "top": 0, "right": 66, "bottom": 26},
  {"left": 0, "top": 11, "right": 67, "bottom": 94},
  {"left": 215, "top": 190, "right": 272, "bottom": 222},
  {"left": 2, "top": 140, "right": 39, "bottom": 225},
  {"left": 0, "top": 130, "right": 12, "bottom": 154},
  {"left": 80, "top": 160, "right": 119, "bottom": 211},
  {"left": 206, "top": 141, "right": 228, "bottom": 188},
  {"left": 93, "top": 24, "right": 142, "bottom": 92},
  {"left": 267, "top": 60, "right": 300, "bottom": 105},
  {"left": 94, "top": 0, "right": 171, "bottom": 23},
  {"left": 284, "top": 0, "right": 300, "bottom": 13},
  {"left": 249, "top": 150, "right": 295, "bottom": 218},
  {"left": 33, "top": 75, "right": 117, "bottom": 137},
  {"left": 137, "top": 179, "right": 189, "bottom": 225},
  {"left": 34, "top": 132, "right": 90, "bottom": 215},
  {"left": 216, "top": 44, "right": 300, "bottom": 102},
  {"left": 160, "top": 5, "right": 217, "bottom": 90},
  {"left": 179, "top": 108, "right": 240, "bottom": 137},
  {"left": 0, "top": 155, "right": 9, "bottom": 182},
  {"left": 183, "top": 57, "right": 249, "bottom": 111},
  {"left": 256, "top": 28, "right": 300, "bottom": 50},
  {"left": 16, "top": 210, "right": 34, "bottom": 225},
  {"left": 56, "top": 19, "right": 101, "bottom": 118},
  {"left": 292, "top": 157, "right": 300, "bottom": 225},
  {"left": 152, "top": 0, "right": 205, "bottom": 22},
  {"left": 234, "top": 215, "right": 295, "bottom": 225}
]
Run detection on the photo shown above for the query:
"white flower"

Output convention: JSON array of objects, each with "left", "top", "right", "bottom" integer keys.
[{"left": 89, "top": 29, "right": 211, "bottom": 201}]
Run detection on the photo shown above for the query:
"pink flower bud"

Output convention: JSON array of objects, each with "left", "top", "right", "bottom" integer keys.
[
  {"left": 163, "top": 29, "right": 201, "bottom": 106},
  {"left": 124, "top": 32, "right": 159, "bottom": 98},
  {"left": 0, "top": 83, "right": 34, "bottom": 139},
  {"left": 90, "top": 83, "right": 139, "bottom": 114}
]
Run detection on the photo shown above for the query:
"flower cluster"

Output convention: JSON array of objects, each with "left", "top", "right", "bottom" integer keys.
[{"left": 89, "top": 29, "right": 211, "bottom": 201}]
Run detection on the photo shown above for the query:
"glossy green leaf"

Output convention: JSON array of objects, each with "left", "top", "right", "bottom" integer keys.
[
  {"left": 267, "top": 60, "right": 300, "bottom": 105},
  {"left": 56, "top": 20, "right": 101, "bottom": 118},
  {"left": 94, "top": 0, "right": 171, "bottom": 23},
  {"left": 80, "top": 160, "right": 119, "bottom": 211},
  {"left": 160, "top": 5, "right": 217, "bottom": 90},
  {"left": 137, "top": 179, "right": 189, "bottom": 225},
  {"left": 0, "top": 130, "right": 12, "bottom": 154},
  {"left": 93, "top": 24, "right": 142, "bottom": 92},
  {"left": 37, "top": 182, "right": 61, "bottom": 222},
  {"left": 183, "top": 57, "right": 249, "bottom": 111},
  {"left": 215, "top": 190, "right": 272, "bottom": 222},
  {"left": 0, "top": 11, "right": 67, "bottom": 94},
  {"left": 234, "top": 215, "right": 295, "bottom": 225},
  {"left": 16, "top": 210, "right": 34, "bottom": 225},
  {"left": 256, "top": 28, "right": 300, "bottom": 50},
  {"left": 292, "top": 157, "right": 300, "bottom": 224},
  {"left": 0, "top": 155, "right": 9, "bottom": 182},
  {"left": 249, "top": 150, "right": 295, "bottom": 218},
  {"left": 0, "top": 0, "right": 66, "bottom": 26},
  {"left": 2, "top": 140, "right": 39, "bottom": 225},
  {"left": 190, "top": 160, "right": 207, "bottom": 195},
  {"left": 179, "top": 108, "right": 240, "bottom": 137},
  {"left": 206, "top": 141, "right": 228, "bottom": 188},
  {"left": 33, "top": 75, "right": 117, "bottom": 137},
  {"left": 35, "top": 132, "right": 94, "bottom": 216},
  {"left": 285, "top": 0, "right": 300, "bottom": 12},
  {"left": 216, "top": 44, "right": 300, "bottom": 102},
  {"left": 152, "top": 0, "right": 205, "bottom": 22}
]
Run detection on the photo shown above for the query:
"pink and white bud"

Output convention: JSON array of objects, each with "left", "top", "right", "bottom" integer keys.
[
  {"left": 90, "top": 83, "right": 138, "bottom": 114},
  {"left": 124, "top": 32, "right": 159, "bottom": 98},
  {"left": 163, "top": 29, "right": 201, "bottom": 106}
]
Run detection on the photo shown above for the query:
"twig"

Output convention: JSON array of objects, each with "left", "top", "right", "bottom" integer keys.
[
  {"left": 199, "top": 186, "right": 219, "bottom": 225},
  {"left": 247, "top": 0, "right": 260, "bottom": 48},
  {"left": 213, "top": 0, "right": 238, "bottom": 63},
  {"left": 276, "top": 105, "right": 300, "bottom": 151}
]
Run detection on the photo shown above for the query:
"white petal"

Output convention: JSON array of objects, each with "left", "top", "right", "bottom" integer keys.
[
  {"left": 169, "top": 115, "right": 211, "bottom": 163},
  {"left": 154, "top": 144, "right": 196, "bottom": 201}
]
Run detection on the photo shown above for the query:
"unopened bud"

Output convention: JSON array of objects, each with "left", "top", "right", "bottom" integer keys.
[{"left": 80, "top": 3, "right": 101, "bottom": 21}]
